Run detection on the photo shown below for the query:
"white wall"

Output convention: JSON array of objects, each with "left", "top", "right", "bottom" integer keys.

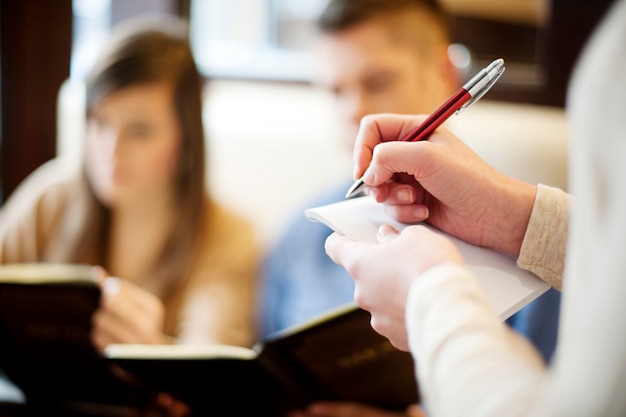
[
  {"left": 57, "top": 78, "right": 568, "bottom": 251},
  {"left": 203, "top": 80, "right": 351, "bottom": 248}
]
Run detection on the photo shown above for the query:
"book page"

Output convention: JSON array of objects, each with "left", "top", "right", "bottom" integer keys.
[
  {"left": 305, "top": 196, "right": 550, "bottom": 319},
  {"left": 104, "top": 343, "right": 256, "bottom": 360},
  {"left": 0, "top": 263, "right": 126, "bottom": 406},
  {"left": 0, "top": 263, "right": 95, "bottom": 284},
  {"left": 103, "top": 344, "right": 273, "bottom": 415}
]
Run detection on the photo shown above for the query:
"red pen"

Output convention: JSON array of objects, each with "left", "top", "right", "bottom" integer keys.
[{"left": 345, "top": 58, "right": 506, "bottom": 199}]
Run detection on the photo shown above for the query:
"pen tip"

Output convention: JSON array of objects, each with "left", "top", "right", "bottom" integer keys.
[
  {"left": 486, "top": 58, "right": 505, "bottom": 72},
  {"left": 345, "top": 179, "right": 365, "bottom": 199}
]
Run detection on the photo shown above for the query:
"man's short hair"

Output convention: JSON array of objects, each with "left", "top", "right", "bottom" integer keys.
[{"left": 317, "top": 0, "right": 449, "bottom": 36}]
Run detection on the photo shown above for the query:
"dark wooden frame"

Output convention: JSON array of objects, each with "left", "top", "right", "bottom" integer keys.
[
  {"left": 450, "top": 0, "right": 616, "bottom": 107},
  {"left": 0, "top": 0, "right": 191, "bottom": 204},
  {"left": 0, "top": 0, "right": 73, "bottom": 203}
]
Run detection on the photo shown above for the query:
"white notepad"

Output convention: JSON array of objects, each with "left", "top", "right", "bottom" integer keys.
[{"left": 305, "top": 196, "right": 550, "bottom": 320}]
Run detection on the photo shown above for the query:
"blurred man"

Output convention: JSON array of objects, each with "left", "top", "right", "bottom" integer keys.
[
  {"left": 263, "top": 0, "right": 455, "bottom": 326},
  {"left": 261, "top": 2, "right": 560, "bottom": 406}
]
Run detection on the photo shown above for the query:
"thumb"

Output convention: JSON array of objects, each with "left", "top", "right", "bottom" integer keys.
[
  {"left": 377, "top": 224, "right": 400, "bottom": 243},
  {"left": 362, "top": 141, "right": 430, "bottom": 187},
  {"left": 101, "top": 276, "right": 121, "bottom": 297},
  {"left": 91, "top": 265, "right": 110, "bottom": 284}
]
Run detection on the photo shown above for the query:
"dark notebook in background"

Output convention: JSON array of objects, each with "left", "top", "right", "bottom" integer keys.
[
  {"left": 105, "top": 304, "right": 419, "bottom": 416},
  {"left": 0, "top": 263, "right": 419, "bottom": 416},
  {"left": 0, "top": 264, "right": 154, "bottom": 416}
]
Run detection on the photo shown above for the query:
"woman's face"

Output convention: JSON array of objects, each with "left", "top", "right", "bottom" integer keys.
[{"left": 85, "top": 81, "right": 183, "bottom": 207}]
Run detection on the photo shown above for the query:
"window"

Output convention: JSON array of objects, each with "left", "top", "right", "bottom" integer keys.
[
  {"left": 71, "top": 0, "right": 111, "bottom": 80},
  {"left": 71, "top": 0, "right": 181, "bottom": 80},
  {"left": 190, "top": 0, "right": 329, "bottom": 82}
]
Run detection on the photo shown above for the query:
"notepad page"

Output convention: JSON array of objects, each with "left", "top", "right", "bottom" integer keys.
[{"left": 305, "top": 196, "right": 550, "bottom": 320}]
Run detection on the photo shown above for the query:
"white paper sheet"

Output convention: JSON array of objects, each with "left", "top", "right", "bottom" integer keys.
[{"left": 305, "top": 196, "right": 550, "bottom": 319}]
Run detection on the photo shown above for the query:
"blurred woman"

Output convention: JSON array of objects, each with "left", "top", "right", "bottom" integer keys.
[{"left": 0, "top": 16, "right": 258, "bottom": 348}]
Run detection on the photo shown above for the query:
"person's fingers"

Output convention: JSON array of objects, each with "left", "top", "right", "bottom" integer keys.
[
  {"left": 92, "top": 306, "right": 139, "bottom": 347},
  {"left": 354, "top": 114, "right": 429, "bottom": 179},
  {"left": 95, "top": 279, "right": 152, "bottom": 344},
  {"left": 155, "top": 393, "right": 192, "bottom": 417},
  {"left": 386, "top": 180, "right": 427, "bottom": 203},
  {"left": 361, "top": 141, "right": 433, "bottom": 188},
  {"left": 386, "top": 186, "right": 416, "bottom": 205},
  {"left": 377, "top": 224, "right": 400, "bottom": 243},
  {"left": 405, "top": 405, "right": 427, "bottom": 417},
  {"left": 383, "top": 203, "right": 430, "bottom": 224},
  {"left": 91, "top": 265, "right": 109, "bottom": 284},
  {"left": 366, "top": 183, "right": 430, "bottom": 222},
  {"left": 101, "top": 276, "right": 121, "bottom": 297},
  {"left": 305, "top": 401, "right": 410, "bottom": 417},
  {"left": 91, "top": 311, "right": 122, "bottom": 350},
  {"left": 92, "top": 276, "right": 124, "bottom": 349},
  {"left": 101, "top": 277, "right": 163, "bottom": 322},
  {"left": 324, "top": 233, "right": 356, "bottom": 267},
  {"left": 90, "top": 323, "right": 112, "bottom": 351}
]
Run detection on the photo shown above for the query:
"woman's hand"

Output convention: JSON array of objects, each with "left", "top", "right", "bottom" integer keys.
[
  {"left": 326, "top": 224, "right": 463, "bottom": 351},
  {"left": 353, "top": 114, "right": 536, "bottom": 257},
  {"left": 91, "top": 266, "right": 169, "bottom": 350}
]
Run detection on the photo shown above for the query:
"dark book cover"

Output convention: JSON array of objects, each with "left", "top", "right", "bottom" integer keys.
[
  {"left": 0, "top": 264, "right": 155, "bottom": 415},
  {"left": 105, "top": 304, "right": 420, "bottom": 416},
  {"left": 0, "top": 264, "right": 420, "bottom": 416}
]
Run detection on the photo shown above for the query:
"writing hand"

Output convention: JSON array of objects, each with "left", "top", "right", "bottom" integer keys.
[{"left": 353, "top": 114, "right": 536, "bottom": 257}]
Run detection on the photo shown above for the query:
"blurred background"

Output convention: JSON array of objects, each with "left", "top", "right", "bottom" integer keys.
[{"left": 0, "top": 0, "right": 614, "bottom": 247}]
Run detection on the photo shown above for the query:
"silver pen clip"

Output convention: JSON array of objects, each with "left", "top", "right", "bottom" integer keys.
[{"left": 456, "top": 59, "right": 506, "bottom": 115}]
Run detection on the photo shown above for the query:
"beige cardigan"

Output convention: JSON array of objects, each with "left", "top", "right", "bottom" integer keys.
[{"left": 0, "top": 159, "right": 259, "bottom": 347}]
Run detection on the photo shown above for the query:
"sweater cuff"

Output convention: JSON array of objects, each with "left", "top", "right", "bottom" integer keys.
[{"left": 517, "top": 184, "right": 570, "bottom": 289}]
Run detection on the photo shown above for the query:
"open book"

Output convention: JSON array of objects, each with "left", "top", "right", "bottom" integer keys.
[
  {"left": 0, "top": 263, "right": 419, "bottom": 416},
  {"left": 305, "top": 196, "right": 550, "bottom": 320},
  {"left": 104, "top": 303, "right": 418, "bottom": 416},
  {"left": 0, "top": 263, "right": 156, "bottom": 413}
]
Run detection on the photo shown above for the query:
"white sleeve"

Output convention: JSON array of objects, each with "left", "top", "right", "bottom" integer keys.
[
  {"left": 406, "top": 2, "right": 626, "bottom": 416},
  {"left": 406, "top": 264, "right": 548, "bottom": 417}
]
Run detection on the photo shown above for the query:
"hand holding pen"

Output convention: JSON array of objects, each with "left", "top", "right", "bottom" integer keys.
[
  {"left": 340, "top": 58, "right": 537, "bottom": 256},
  {"left": 345, "top": 58, "right": 505, "bottom": 199}
]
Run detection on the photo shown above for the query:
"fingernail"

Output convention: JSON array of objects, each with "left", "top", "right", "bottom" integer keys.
[
  {"left": 363, "top": 168, "right": 375, "bottom": 184},
  {"left": 90, "top": 265, "right": 105, "bottom": 281},
  {"left": 377, "top": 224, "right": 399, "bottom": 243},
  {"left": 413, "top": 206, "right": 429, "bottom": 220},
  {"left": 366, "top": 187, "right": 378, "bottom": 199},
  {"left": 397, "top": 188, "right": 414, "bottom": 203},
  {"left": 102, "top": 277, "right": 121, "bottom": 296}
]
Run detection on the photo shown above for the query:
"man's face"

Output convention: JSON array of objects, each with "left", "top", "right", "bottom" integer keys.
[{"left": 314, "top": 19, "right": 455, "bottom": 151}]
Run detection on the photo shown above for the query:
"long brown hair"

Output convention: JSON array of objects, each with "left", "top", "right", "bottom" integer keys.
[{"left": 52, "top": 16, "right": 208, "bottom": 308}]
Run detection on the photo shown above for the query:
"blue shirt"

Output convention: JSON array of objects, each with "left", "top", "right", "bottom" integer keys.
[
  {"left": 260, "top": 181, "right": 561, "bottom": 363},
  {"left": 260, "top": 182, "right": 356, "bottom": 336}
]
